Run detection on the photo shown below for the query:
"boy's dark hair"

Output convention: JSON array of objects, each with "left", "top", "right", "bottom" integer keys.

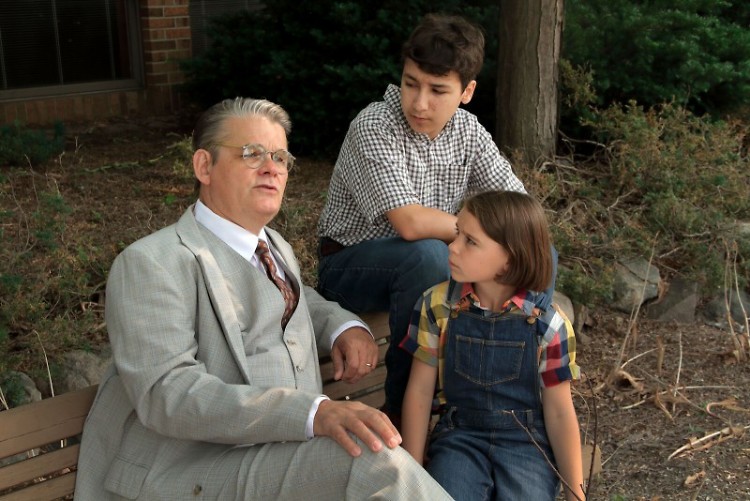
[
  {"left": 401, "top": 13, "right": 485, "bottom": 89},
  {"left": 463, "top": 191, "right": 553, "bottom": 293}
]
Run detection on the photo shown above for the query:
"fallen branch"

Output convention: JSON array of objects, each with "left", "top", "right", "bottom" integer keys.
[
  {"left": 668, "top": 424, "right": 750, "bottom": 460},
  {"left": 672, "top": 330, "right": 683, "bottom": 414}
]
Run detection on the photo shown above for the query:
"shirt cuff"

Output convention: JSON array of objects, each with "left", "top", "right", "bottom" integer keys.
[
  {"left": 329, "top": 320, "right": 372, "bottom": 349},
  {"left": 307, "top": 395, "right": 330, "bottom": 439}
]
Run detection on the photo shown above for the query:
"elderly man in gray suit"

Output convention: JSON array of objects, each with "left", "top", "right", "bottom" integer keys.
[{"left": 74, "top": 98, "right": 451, "bottom": 500}]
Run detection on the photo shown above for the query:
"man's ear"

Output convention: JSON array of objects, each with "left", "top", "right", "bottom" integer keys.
[
  {"left": 193, "top": 149, "right": 212, "bottom": 186},
  {"left": 461, "top": 80, "right": 477, "bottom": 105}
]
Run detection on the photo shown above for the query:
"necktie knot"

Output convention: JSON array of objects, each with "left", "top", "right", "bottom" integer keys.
[
  {"left": 255, "top": 239, "right": 271, "bottom": 258},
  {"left": 255, "top": 239, "right": 298, "bottom": 328}
]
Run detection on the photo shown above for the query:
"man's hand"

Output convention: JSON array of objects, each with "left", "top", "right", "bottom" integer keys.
[
  {"left": 331, "top": 327, "right": 378, "bottom": 383},
  {"left": 314, "top": 399, "right": 401, "bottom": 457}
]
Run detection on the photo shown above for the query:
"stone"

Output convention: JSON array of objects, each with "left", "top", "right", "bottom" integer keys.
[
  {"left": 611, "top": 258, "right": 661, "bottom": 314},
  {"left": 703, "top": 288, "right": 750, "bottom": 330},
  {"left": 553, "top": 290, "right": 575, "bottom": 324},
  {"left": 56, "top": 349, "right": 112, "bottom": 394},
  {"left": 645, "top": 276, "right": 698, "bottom": 323}
]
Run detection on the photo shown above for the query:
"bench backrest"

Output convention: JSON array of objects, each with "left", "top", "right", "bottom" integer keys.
[
  {"left": 0, "top": 311, "right": 390, "bottom": 500},
  {"left": 0, "top": 385, "right": 97, "bottom": 501}
]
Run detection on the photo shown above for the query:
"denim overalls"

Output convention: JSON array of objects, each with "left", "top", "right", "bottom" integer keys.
[{"left": 425, "top": 304, "right": 560, "bottom": 501}]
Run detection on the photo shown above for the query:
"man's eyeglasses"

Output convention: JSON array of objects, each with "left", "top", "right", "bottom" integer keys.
[{"left": 217, "top": 143, "right": 295, "bottom": 173}]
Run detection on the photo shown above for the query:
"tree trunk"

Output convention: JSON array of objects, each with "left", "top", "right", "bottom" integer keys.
[{"left": 496, "top": 0, "right": 564, "bottom": 166}]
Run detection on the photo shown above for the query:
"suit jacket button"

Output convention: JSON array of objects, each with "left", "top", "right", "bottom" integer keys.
[
  {"left": 296, "top": 365, "right": 303, "bottom": 372},
  {"left": 193, "top": 484, "right": 203, "bottom": 495}
]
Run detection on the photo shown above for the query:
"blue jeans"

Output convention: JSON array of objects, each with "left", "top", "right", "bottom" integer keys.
[
  {"left": 318, "top": 237, "right": 450, "bottom": 413},
  {"left": 427, "top": 413, "right": 558, "bottom": 501}
]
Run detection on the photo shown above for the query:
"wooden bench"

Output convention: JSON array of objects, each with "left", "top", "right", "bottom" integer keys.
[{"left": 0, "top": 312, "right": 391, "bottom": 500}]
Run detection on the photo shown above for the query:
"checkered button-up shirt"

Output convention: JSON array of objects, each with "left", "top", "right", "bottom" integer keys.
[
  {"left": 400, "top": 280, "right": 580, "bottom": 407},
  {"left": 317, "top": 84, "right": 526, "bottom": 246}
]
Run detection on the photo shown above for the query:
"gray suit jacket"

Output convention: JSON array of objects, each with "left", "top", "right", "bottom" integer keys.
[{"left": 74, "top": 206, "right": 360, "bottom": 500}]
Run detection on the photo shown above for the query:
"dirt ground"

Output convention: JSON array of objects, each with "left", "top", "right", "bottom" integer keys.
[{"left": 5, "top": 116, "right": 750, "bottom": 500}]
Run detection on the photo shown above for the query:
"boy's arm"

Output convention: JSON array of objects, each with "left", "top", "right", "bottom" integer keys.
[
  {"left": 387, "top": 204, "right": 457, "bottom": 242},
  {"left": 542, "top": 381, "right": 585, "bottom": 501},
  {"left": 401, "top": 359, "right": 438, "bottom": 464}
]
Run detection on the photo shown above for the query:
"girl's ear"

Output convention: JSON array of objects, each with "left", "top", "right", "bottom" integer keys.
[
  {"left": 494, "top": 256, "right": 512, "bottom": 283},
  {"left": 193, "top": 149, "right": 212, "bottom": 186}
]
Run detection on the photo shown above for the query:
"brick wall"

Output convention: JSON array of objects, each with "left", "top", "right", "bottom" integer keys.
[
  {"left": 0, "top": 0, "right": 192, "bottom": 127},
  {"left": 140, "top": 0, "right": 192, "bottom": 113}
]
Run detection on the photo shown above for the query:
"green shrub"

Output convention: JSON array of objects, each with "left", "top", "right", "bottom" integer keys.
[
  {"left": 532, "top": 100, "right": 750, "bottom": 305},
  {"left": 0, "top": 121, "right": 65, "bottom": 166},
  {"left": 563, "top": 1, "right": 750, "bottom": 116},
  {"left": 0, "top": 372, "right": 28, "bottom": 408},
  {"left": 181, "top": 1, "right": 750, "bottom": 153},
  {"left": 180, "top": 0, "right": 499, "bottom": 156}
]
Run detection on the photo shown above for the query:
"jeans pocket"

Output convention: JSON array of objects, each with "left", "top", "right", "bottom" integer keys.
[{"left": 453, "top": 335, "right": 525, "bottom": 386}]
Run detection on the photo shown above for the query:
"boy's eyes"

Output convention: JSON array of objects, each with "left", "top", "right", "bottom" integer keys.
[{"left": 402, "top": 81, "right": 447, "bottom": 94}]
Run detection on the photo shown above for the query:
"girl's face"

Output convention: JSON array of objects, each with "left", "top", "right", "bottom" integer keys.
[{"left": 448, "top": 209, "right": 510, "bottom": 286}]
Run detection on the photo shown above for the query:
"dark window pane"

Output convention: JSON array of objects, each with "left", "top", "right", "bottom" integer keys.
[
  {"left": 1, "top": 1, "right": 59, "bottom": 88},
  {"left": 0, "top": 0, "right": 134, "bottom": 91}
]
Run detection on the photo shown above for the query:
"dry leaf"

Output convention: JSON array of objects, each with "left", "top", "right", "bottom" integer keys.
[
  {"left": 611, "top": 369, "right": 644, "bottom": 392},
  {"left": 706, "top": 397, "right": 750, "bottom": 417},
  {"left": 683, "top": 470, "right": 705, "bottom": 487}
]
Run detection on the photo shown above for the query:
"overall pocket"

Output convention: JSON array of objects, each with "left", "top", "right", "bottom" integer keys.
[{"left": 453, "top": 335, "right": 525, "bottom": 386}]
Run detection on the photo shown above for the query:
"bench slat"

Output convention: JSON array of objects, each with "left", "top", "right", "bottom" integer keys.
[
  {"left": 349, "top": 388, "right": 385, "bottom": 409},
  {"left": 0, "top": 444, "right": 79, "bottom": 492},
  {"left": 0, "top": 470, "right": 76, "bottom": 501},
  {"left": 0, "top": 386, "right": 97, "bottom": 458},
  {"left": 357, "top": 312, "right": 390, "bottom": 341},
  {"left": 324, "top": 366, "right": 388, "bottom": 401}
]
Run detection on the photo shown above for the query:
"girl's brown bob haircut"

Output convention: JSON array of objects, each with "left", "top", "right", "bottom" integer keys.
[{"left": 463, "top": 190, "right": 553, "bottom": 292}]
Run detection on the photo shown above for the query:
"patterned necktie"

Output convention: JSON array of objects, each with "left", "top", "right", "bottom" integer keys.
[{"left": 255, "top": 240, "right": 298, "bottom": 328}]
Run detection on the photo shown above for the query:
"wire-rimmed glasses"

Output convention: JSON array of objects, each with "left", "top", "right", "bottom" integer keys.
[{"left": 217, "top": 143, "right": 295, "bottom": 173}]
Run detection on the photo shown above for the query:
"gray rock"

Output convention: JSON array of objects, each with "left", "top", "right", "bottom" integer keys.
[
  {"left": 552, "top": 290, "right": 575, "bottom": 324},
  {"left": 645, "top": 276, "right": 698, "bottom": 323},
  {"left": 611, "top": 258, "right": 661, "bottom": 313},
  {"left": 703, "top": 288, "right": 750, "bottom": 330},
  {"left": 56, "top": 349, "right": 112, "bottom": 394}
]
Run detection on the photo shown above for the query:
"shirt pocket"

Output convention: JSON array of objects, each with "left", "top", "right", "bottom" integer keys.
[
  {"left": 429, "top": 162, "right": 469, "bottom": 211},
  {"left": 453, "top": 335, "right": 525, "bottom": 386}
]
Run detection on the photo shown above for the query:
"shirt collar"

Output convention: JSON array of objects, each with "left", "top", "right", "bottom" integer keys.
[
  {"left": 452, "top": 280, "right": 530, "bottom": 313},
  {"left": 194, "top": 200, "right": 269, "bottom": 262}
]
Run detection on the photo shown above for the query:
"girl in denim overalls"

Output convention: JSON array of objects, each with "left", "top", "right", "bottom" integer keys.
[{"left": 401, "top": 191, "right": 584, "bottom": 501}]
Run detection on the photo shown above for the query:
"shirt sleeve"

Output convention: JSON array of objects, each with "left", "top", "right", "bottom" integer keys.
[
  {"left": 399, "top": 290, "right": 441, "bottom": 368},
  {"left": 466, "top": 124, "right": 527, "bottom": 195},
  {"left": 344, "top": 118, "right": 421, "bottom": 223},
  {"left": 538, "top": 304, "right": 580, "bottom": 388}
]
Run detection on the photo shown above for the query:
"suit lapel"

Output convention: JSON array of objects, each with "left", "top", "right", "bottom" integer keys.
[{"left": 175, "top": 207, "right": 253, "bottom": 384}]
